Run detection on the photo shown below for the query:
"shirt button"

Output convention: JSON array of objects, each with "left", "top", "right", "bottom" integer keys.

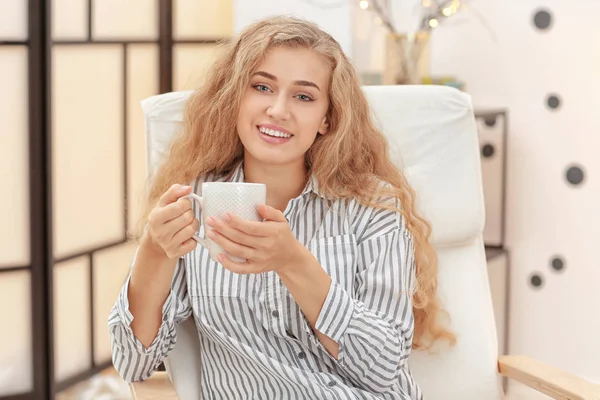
[
  {"left": 271, "top": 310, "right": 279, "bottom": 318},
  {"left": 298, "top": 351, "right": 306, "bottom": 359},
  {"left": 328, "top": 381, "right": 337, "bottom": 387}
]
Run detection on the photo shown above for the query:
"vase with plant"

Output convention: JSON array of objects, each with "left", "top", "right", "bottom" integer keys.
[{"left": 359, "top": 0, "right": 467, "bottom": 85}]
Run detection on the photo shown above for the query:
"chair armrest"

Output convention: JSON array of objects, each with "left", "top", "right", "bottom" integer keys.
[
  {"left": 498, "top": 355, "right": 600, "bottom": 400},
  {"left": 130, "top": 371, "right": 179, "bottom": 400}
]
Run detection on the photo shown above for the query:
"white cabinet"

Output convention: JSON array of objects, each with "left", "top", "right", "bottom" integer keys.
[
  {"left": 485, "top": 247, "right": 510, "bottom": 356},
  {"left": 476, "top": 111, "right": 508, "bottom": 248}
]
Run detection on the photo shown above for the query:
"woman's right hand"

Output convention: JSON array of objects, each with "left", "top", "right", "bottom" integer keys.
[{"left": 145, "top": 184, "right": 199, "bottom": 259}]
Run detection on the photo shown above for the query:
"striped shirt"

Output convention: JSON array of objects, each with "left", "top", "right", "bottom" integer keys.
[{"left": 109, "top": 162, "right": 422, "bottom": 399}]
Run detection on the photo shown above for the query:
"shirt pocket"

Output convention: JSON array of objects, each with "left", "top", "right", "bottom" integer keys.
[
  {"left": 187, "top": 245, "right": 241, "bottom": 298},
  {"left": 307, "top": 233, "right": 358, "bottom": 293}
]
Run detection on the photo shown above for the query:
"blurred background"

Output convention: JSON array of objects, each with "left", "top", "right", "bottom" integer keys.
[{"left": 0, "top": 0, "right": 598, "bottom": 399}]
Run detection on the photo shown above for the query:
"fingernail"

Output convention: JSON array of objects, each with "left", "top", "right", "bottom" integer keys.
[
  {"left": 222, "top": 213, "right": 231, "bottom": 221},
  {"left": 207, "top": 230, "right": 215, "bottom": 239},
  {"left": 206, "top": 217, "right": 215, "bottom": 226}
]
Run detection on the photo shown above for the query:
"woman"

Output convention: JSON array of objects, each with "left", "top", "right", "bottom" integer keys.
[{"left": 109, "top": 16, "right": 454, "bottom": 399}]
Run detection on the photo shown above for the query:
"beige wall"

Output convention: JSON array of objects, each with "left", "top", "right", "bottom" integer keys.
[{"left": 351, "top": 1, "right": 600, "bottom": 396}]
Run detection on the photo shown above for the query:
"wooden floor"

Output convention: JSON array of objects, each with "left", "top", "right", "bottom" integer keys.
[{"left": 56, "top": 367, "right": 132, "bottom": 400}]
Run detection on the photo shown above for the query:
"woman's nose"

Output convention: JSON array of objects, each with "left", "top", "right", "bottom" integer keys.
[{"left": 266, "top": 95, "right": 291, "bottom": 121}]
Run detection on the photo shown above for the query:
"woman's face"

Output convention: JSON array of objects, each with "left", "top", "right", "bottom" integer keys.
[{"left": 237, "top": 46, "right": 331, "bottom": 169}]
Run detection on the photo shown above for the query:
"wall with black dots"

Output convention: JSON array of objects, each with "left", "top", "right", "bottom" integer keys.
[
  {"left": 368, "top": 1, "right": 599, "bottom": 398},
  {"left": 350, "top": 1, "right": 599, "bottom": 398}
]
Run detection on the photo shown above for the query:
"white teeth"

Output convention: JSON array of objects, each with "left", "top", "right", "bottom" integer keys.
[{"left": 259, "top": 127, "right": 292, "bottom": 138}]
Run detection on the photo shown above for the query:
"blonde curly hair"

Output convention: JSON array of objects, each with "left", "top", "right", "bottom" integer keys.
[{"left": 140, "top": 16, "right": 455, "bottom": 350}]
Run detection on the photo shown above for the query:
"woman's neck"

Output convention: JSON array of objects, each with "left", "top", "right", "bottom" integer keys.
[{"left": 243, "top": 157, "right": 308, "bottom": 212}]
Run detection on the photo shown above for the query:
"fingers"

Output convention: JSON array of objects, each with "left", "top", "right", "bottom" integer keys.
[
  {"left": 166, "top": 238, "right": 197, "bottom": 259},
  {"left": 206, "top": 216, "right": 261, "bottom": 248},
  {"left": 171, "top": 217, "right": 200, "bottom": 246},
  {"left": 158, "top": 184, "right": 191, "bottom": 207},
  {"left": 223, "top": 213, "right": 273, "bottom": 237},
  {"left": 157, "top": 216, "right": 199, "bottom": 259},
  {"left": 159, "top": 197, "right": 194, "bottom": 224},
  {"left": 258, "top": 204, "right": 287, "bottom": 223},
  {"left": 217, "top": 253, "right": 257, "bottom": 274},
  {"left": 208, "top": 230, "right": 255, "bottom": 262},
  {"left": 150, "top": 197, "right": 193, "bottom": 229},
  {"left": 164, "top": 208, "right": 196, "bottom": 233},
  {"left": 152, "top": 210, "right": 197, "bottom": 247},
  {"left": 147, "top": 184, "right": 198, "bottom": 259}
]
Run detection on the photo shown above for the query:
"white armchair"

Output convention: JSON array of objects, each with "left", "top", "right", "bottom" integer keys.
[{"left": 130, "top": 85, "right": 600, "bottom": 400}]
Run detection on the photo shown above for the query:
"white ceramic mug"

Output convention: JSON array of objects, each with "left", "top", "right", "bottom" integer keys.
[{"left": 183, "top": 182, "right": 266, "bottom": 262}]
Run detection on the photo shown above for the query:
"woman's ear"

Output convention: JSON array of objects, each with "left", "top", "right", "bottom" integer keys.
[{"left": 318, "top": 117, "right": 329, "bottom": 135}]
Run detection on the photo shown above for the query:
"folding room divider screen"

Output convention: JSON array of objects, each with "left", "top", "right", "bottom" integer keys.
[{"left": 0, "top": 1, "right": 232, "bottom": 399}]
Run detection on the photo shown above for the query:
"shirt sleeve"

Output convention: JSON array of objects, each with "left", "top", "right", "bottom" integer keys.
[
  {"left": 108, "top": 250, "right": 192, "bottom": 382},
  {"left": 313, "top": 222, "right": 417, "bottom": 393}
]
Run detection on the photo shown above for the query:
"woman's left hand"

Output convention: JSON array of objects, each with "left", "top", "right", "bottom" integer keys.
[{"left": 205, "top": 204, "right": 306, "bottom": 274}]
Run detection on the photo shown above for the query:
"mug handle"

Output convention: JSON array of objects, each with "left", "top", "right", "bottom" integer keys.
[{"left": 181, "top": 193, "right": 208, "bottom": 248}]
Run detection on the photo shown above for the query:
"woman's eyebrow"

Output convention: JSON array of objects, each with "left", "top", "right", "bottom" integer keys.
[{"left": 252, "top": 71, "right": 321, "bottom": 91}]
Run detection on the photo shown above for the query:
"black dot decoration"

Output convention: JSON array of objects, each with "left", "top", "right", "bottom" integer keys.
[
  {"left": 550, "top": 256, "right": 565, "bottom": 272},
  {"left": 530, "top": 273, "right": 543, "bottom": 289},
  {"left": 481, "top": 144, "right": 495, "bottom": 158},
  {"left": 484, "top": 116, "right": 497, "bottom": 127},
  {"left": 533, "top": 9, "right": 552, "bottom": 30},
  {"left": 547, "top": 94, "right": 561, "bottom": 110},
  {"left": 566, "top": 165, "right": 585, "bottom": 186}
]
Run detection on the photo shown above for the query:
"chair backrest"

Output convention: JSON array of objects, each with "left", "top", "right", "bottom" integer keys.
[{"left": 141, "top": 85, "right": 503, "bottom": 400}]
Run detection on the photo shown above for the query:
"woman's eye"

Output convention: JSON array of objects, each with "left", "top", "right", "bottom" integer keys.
[
  {"left": 253, "top": 84, "right": 270, "bottom": 92},
  {"left": 297, "top": 94, "right": 313, "bottom": 102}
]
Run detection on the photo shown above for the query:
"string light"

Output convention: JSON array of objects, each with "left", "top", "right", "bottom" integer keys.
[{"left": 356, "top": 0, "right": 470, "bottom": 33}]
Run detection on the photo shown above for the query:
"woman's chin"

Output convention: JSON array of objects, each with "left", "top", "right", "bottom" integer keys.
[{"left": 244, "top": 147, "right": 304, "bottom": 168}]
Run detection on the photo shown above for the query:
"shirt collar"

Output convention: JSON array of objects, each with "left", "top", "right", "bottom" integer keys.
[{"left": 226, "top": 161, "right": 326, "bottom": 199}]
